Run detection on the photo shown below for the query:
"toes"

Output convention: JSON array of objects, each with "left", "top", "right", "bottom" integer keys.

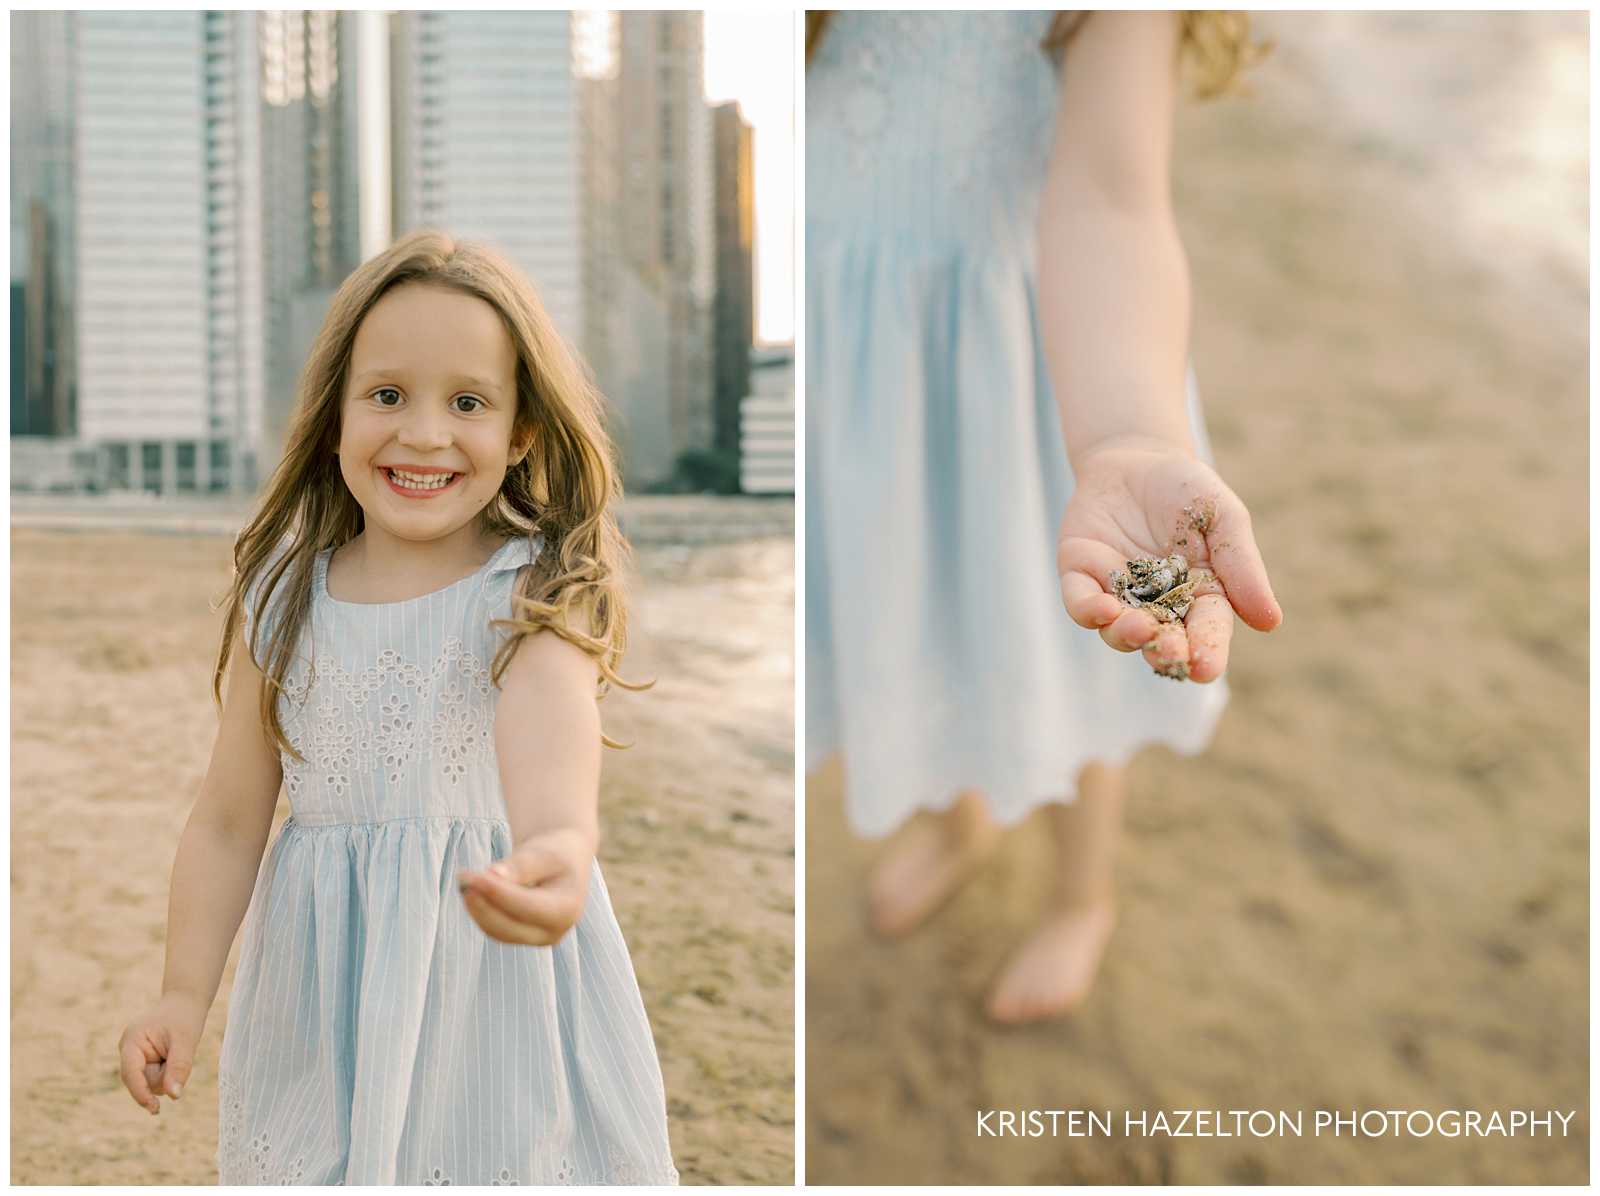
[{"left": 985, "top": 909, "right": 1117, "bottom": 1024}]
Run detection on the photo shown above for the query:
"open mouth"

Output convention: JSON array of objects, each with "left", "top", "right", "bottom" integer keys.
[{"left": 382, "top": 467, "right": 462, "bottom": 496}]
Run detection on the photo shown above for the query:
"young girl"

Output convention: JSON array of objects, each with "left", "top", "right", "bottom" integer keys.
[
  {"left": 806, "top": 12, "right": 1283, "bottom": 1023},
  {"left": 115, "top": 232, "right": 679, "bottom": 1184}
]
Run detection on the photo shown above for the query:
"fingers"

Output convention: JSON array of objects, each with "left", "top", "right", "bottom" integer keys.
[
  {"left": 491, "top": 844, "right": 568, "bottom": 888},
  {"left": 1057, "top": 536, "right": 1134, "bottom": 631},
  {"left": 461, "top": 882, "right": 576, "bottom": 947},
  {"left": 1141, "top": 622, "right": 1190, "bottom": 678},
  {"left": 1061, "top": 570, "right": 1122, "bottom": 630},
  {"left": 459, "top": 853, "right": 582, "bottom": 945},
  {"left": 1098, "top": 606, "right": 1160, "bottom": 653},
  {"left": 162, "top": 1037, "right": 193, "bottom": 1100},
  {"left": 1183, "top": 592, "right": 1235, "bottom": 682},
  {"left": 119, "top": 1031, "right": 160, "bottom": 1115},
  {"left": 1206, "top": 492, "right": 1284, "bottom": 632}
]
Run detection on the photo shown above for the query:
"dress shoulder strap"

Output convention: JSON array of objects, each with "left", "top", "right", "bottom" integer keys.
[{"left": 478, "top": 532, "right": 545, "bottom": 628}]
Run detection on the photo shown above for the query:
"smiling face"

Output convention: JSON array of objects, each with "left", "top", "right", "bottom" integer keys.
[{"left": 338, "top": 282, "right": 527, "bottom": 554}]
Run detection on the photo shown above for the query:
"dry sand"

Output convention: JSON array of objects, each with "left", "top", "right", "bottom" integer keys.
[
  {"left": 805, "top": 12, "right": 1587, "bottom": 1184},
  {"left": 10, "top": 524, "right": 794, "bottom": 1185}
]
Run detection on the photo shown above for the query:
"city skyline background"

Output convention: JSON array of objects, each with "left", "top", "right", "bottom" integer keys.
[{"left": 11, "top": 10, "right": 795, "bottom": 497}]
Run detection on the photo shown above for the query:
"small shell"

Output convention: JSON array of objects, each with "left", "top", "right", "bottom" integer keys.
[
  {"left": 1129, "top": 568, "right": 1176, "bottom": 601},
  {"left": 1113, "top": 552, "right": 1198, "bottom": 624}
]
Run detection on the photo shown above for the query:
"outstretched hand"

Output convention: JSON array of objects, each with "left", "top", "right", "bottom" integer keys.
[
  {"left": 1057, "top": 441, "right": 1283, "bottom": 682},
  {"left": 118, "top": 991, "right": 207, "bottom": 1116},
  {"left": 457, "top": 828, "right": 594, "bottom": 947}
]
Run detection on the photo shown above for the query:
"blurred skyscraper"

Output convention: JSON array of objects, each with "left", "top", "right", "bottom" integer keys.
[
  {"left": 740, "top": 345, "right": 794, "bottom": 495},
  {"left": 259, "top": 11, "right": 366, "bottom": 473},
  {"left": 390, "top": 11, "right": 583, "bottom": 345},
  {"left": 584, "top": 11, "right": 716, "bottom": 489},
  {"left": 10, "top": 12, "right": 76, "bottom": 444},
  {"left": 578, "top": 17, "right": 620, "bottom": 419},
  {"left": 74, "top": 12, "right": 266, "bottom": 494},
  {"left": 711, "top": 100, "right": 754, "bottom": 465}
]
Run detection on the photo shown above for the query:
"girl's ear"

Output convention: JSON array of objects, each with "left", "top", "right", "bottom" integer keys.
[{"left": 510, "top": 425, "right": 535, "bottom": 467}]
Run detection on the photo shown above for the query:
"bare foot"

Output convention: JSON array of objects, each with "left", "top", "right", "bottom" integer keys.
[
  {"left": 985, "top": 901, "right": 1117, "bottom": 1024},
  {"left": 867, "top": 790, "right": 999, "bottom": 937}
]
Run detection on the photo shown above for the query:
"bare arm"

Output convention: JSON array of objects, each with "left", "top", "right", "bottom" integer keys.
[
  {"left": 161, "top": 626, "right": 284, "bottom": 1011},
  {"left": 494, "top": 627, "right": 602, "bottom": 856},
  {"left": 120, "top": 625, "right": 284, "bottom": 1113},
  {"left": 1043, "top": 13, "right": 1284, "bottom": 680},
  {"left": 459, "top": 616, "right": 602, "bottom": 947},
  {"left": 1038, "top": 11, "right": 1193, "bottom": 469}
]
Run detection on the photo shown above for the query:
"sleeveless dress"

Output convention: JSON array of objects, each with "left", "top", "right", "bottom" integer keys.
[
  {"left": 806, "top": 12, "right": 1230, "bottom": 837},
  {"left": 215, "top": 535, "right": 678, "bottom": 1185}
]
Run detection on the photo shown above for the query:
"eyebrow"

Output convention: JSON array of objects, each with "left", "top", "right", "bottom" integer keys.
[{"left": 348, "top": 369, "right": 504, "bottom": 394}]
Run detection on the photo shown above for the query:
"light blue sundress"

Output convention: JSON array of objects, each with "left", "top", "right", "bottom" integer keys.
[
  {"left": 806, "top": 12, "right": 1230, "bottom": 837},
  {"left": 215, "top": 534, "right": 678, "bottom": 1185}
]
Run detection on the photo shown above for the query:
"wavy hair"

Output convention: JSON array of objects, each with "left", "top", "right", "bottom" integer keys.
[
  {"left": 806, "top": 11, "right": 1273, "bottom": 99},
  {"left": 214, "top": 230, "right": 642, "bottom": 757}
]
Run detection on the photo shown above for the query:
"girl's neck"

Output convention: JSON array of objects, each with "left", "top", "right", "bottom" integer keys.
[{"left": 332, "top": 524, "right": 508, "bottom": 603}]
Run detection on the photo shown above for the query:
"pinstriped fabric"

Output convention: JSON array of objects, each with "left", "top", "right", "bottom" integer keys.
[
  {"left": 806, "top": 13, "right": 1230, "bottom": 835},
  {"left": 216, "top": 536, "right": 677, "bottom": 1184}
]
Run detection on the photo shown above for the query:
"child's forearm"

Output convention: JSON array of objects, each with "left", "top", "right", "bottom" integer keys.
[
  {"left": 160, "top": 816, "right": 270, "bottom": 1014},
  {"left": 1038, "top": 180, "right": 1197, "bottom": 472}
]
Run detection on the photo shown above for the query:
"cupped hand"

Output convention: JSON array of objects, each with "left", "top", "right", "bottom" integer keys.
[
  {"left": 1057, "top": 440, "right": 1283, "bottom": 682},
  {"left": 457, "top": 828, "right": 594, "bottom": 947},
  {"left": 118, "top": 991, "right": 208, "bottom": 1116}
]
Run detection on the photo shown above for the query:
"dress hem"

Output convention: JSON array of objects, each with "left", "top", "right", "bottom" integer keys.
[{"left": 809, "top": 692, "right": 1230, "bottom": 840}]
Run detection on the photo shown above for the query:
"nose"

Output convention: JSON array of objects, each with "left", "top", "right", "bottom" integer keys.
[{"left": 394, "top": 404, "right": 452, "bottom": 453}]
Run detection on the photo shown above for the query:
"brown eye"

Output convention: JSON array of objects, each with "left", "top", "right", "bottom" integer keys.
[
  {"left": 454, "top": 395, "right": 484, "bottom": 414},
  {"left": 373, "top": 387, "right": 402, "bottom": 407}
]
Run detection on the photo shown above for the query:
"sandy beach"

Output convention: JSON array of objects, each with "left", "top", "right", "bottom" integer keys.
[
  {"left": 805, "top": 12, "right": 1587, "bottom": 1184},
  {"left": 10, "top": 511, "right": 794, "bottom": 1184}
]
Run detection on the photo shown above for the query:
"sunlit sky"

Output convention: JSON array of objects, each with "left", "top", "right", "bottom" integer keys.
[{"left": 703, "top": 12, "right": 795, "bottom": 346}]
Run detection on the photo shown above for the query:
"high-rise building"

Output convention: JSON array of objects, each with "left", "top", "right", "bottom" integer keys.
[
  {"left": 577, "top": 15, "right": 619, "bottom": 394},
  {"left": 11, "top": 12, "right": 77, "bottom": 440},
  {"left": 72, "top": 11, "right": 266, "bottom": 494},
  {"left": 596, "top": 10, "right": 714, "bottom": 488},
  {"left": 389, "top": 11, "right": 583, "bottom": 345},
  {"left": 740, "top": 344, "right": 794, "bottom": 496},
  {"left": 711, "top": 100, "right": 754, "bottom": 463},
  {"left": 259, "top": 10, "right": 366, "bottom": 470}
]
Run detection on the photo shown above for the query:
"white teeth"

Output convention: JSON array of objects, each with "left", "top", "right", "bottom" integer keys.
[{"left": 387, "top": 469, "right": 455, "bottom": 490}]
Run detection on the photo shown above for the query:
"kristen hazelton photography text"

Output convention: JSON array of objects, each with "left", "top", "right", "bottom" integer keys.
[
  {"left": 974, "top": 1109, "right": 1582, "bottom": 1141},
  {"left": 12, "top": 9, "right": 793, "bottom": 1187}
]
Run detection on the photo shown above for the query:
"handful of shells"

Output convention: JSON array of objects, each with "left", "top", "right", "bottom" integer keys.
[{"left": 1109, "top": 553, "right": 1199, "bottom": 624}]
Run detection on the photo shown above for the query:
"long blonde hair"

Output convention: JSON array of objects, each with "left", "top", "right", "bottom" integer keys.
[
  {"left": 805, "top": 12, "right": 1272, "bottom": 100},
  {"left": 215, "top": 230, "right": 641, "bottom": 758}
]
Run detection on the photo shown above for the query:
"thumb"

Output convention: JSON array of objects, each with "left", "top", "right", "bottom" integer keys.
[
  {"left": 1203, "top": 488, "right": 1284, "bottom": 632},
  {"left": 163, "top": 1032, "right": 196, "bottom": 1099},
  {"left": 491, "top": 843, "right": 566, "bottom": 888}
]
